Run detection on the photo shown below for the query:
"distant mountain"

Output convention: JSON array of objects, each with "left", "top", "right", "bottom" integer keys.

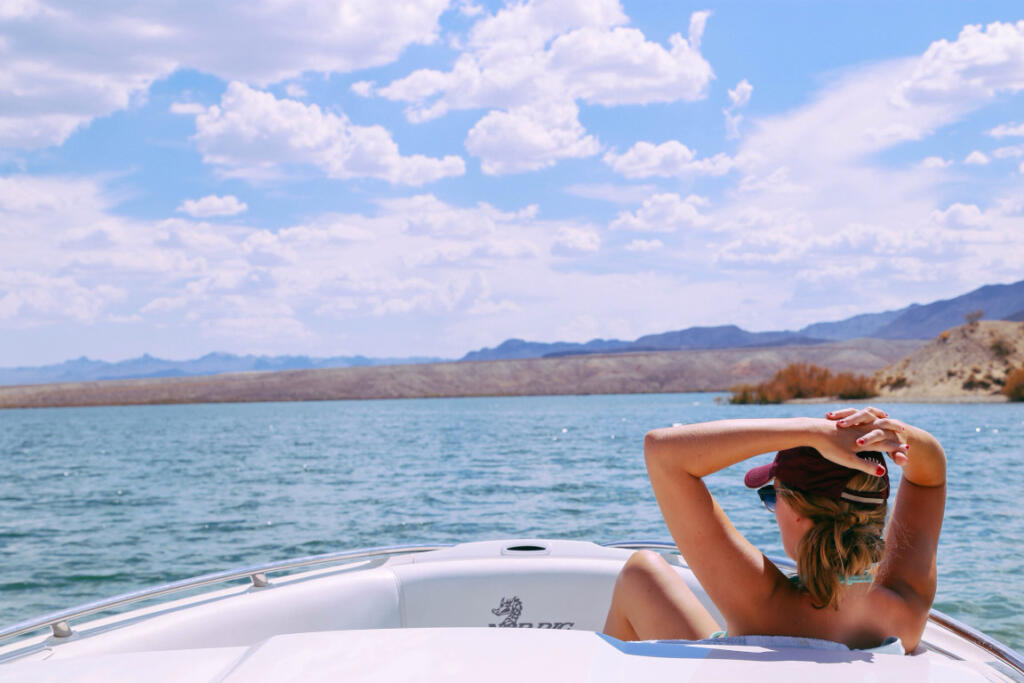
[
  {"left": 461, "top": 338, "right": 633, "bottom": 361},
  {"left": 632, "top": 325, "right": 823, "bottom": 350},
  {"left": 6, "top": 279, "right": 1023, "bottom": 384},
  {"left": 462, "top": 326, "right": 827, "bottom": 362},
  {"left": 800, "top": 279, "right": 1024, "bottom": 340},
  {"left": 872, "top": 281, "right": 1024, "bottom": 338},
  {"left": 463, "top": 278, "right": 1024, "bottom": 361},
  {"left": 0, "top": 352, "right": 446, "bottom": 387},
  {"left": 797, "top": 310, "right": 905, "bottom": 341}
]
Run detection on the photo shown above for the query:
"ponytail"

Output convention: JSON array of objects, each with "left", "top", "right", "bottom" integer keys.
[{"left": 778, "top": 473, "right": 887, "bottom": 609}]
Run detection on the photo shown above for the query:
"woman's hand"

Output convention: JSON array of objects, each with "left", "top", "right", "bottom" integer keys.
[{"left": 826, "top": 407, "right": 910, "bottom": 466}]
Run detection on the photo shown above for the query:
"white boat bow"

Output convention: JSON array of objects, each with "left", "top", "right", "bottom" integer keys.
[{"left": 1, "top": 539, "right": 1021, "bottom": 681}]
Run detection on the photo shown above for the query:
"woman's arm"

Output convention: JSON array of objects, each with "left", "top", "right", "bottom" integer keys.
[
  {"left": 645, "top": 417, "right": 886, "bottom": 479},
  {"left": 830, "top": 409, "right": 946, "bottom": 644},
  {"left": 644, "top": 417, "right": 888, "bottom": 633}
]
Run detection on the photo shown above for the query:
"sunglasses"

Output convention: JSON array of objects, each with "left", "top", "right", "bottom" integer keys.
[{"left": 757, "top": 485, "right": 777, "bottom": 512}]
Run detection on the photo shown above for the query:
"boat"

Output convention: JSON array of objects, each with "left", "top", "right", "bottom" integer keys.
[{"left": 1, "top": 538, "right": 1021, "bottom": 681}]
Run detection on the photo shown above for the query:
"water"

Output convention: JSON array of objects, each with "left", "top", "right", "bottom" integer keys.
[{"left": 1, "top": 394, "right": 1022, "bottom": 650}]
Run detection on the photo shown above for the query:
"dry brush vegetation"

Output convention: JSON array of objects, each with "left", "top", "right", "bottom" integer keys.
[{"left": 729, "top": 363, "right": 876, "bottom": 404}]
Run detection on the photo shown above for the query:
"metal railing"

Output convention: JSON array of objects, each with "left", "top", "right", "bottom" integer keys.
[
  {"left": 2, "top": 539, "right": 1022, "bottom": 678},
  {"left": 0, "top": 543, "right": 447, "bottom": 643}
]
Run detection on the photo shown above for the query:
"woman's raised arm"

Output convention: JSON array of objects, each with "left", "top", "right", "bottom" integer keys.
[{"left": 830, "top": 408, "right": 946, "bottom": 642}]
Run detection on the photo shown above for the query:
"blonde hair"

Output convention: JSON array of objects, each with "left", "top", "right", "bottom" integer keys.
[{"left": 777, "top": 473, "right": 887, "bottom": 609}]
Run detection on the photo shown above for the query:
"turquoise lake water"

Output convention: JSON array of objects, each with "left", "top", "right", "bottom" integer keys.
[{"left": 1, "top": 394, "right": 1022, "bottom": 649}]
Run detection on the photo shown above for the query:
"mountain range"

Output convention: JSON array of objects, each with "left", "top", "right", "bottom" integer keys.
[
  {"left": 462, "top": 279, "right": 1024, "bottom": 361},
  {"left": 3, "top": 278, "right": 1023, "bottom": 386}
]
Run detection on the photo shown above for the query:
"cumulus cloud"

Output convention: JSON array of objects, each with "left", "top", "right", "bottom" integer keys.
[
  {"left": 993, "top": 144, "right": 1024, "bottom": 159},
  {"left": 964, "top": 150, "right": 991, "bottom": 165},
  {"left": 283, "top": 83, "right": 307, "bottom": 99},
  {"left": 610, "top": 193, "right": 709, "bottom": 232},
  {"left": 192, "top": 82, "right": 465, "bottom": 185},
  {"left": 728, "top": 79, "right": 753, "bottom": 108},
  {"left": 375, "top": 0, "right": 713, "bottom": 173},
  {"left": 988, "top": 122, "right": 1024, "bottom": 137},
  {"left": 604, "top": 140, "right": 732, "bottom": 179},
  {"left": 660, "top": 19, "right": 1024, "bottom": 309},
  {"left": 551, "top": 226, "right": 600, "bottom": 255},
  {"left": 2, "top": 175, "right": 591, "bottom": 356},
  {"left": 897, "top": 21, "right": 1024, "bottom": 104},
  {"left": 918, "top": 156, "right": 953, "bottom": 169},
  {"left": 465, "top": 100, "right": 599, "bottom": 174},
  {"left": 723, "top": 78, "right": 753, "bottom": 138},
  {"left": 0, "top": 1, "right": 450, "bottom": 149},
  {"left": 177, "top": 195, "right": 248, "bottom": 218}
]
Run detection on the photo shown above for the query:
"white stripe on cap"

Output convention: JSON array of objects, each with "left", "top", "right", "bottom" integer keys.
[{"left": 841, "top": 491, "right": 886, "bottom": 505}]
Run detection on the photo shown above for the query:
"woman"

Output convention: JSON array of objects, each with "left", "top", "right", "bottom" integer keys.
[{"left": 602, "top": 407, "right": 945, "bottom": 652}]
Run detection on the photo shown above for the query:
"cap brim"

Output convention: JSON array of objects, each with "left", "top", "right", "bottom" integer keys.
[{"left": 744, "top": 462, "right": 774, "bottom": 489}]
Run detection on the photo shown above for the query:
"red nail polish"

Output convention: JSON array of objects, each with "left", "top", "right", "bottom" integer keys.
[
  {"left": 876, "top": 466, "right": 886, "bottom": 476},
  {"left": 856, "top": 438, "right": 864, "bottom": 445}
]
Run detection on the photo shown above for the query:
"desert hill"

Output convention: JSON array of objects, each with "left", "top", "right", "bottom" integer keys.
[
  {"left": 0, "top": 338, "right": 921, "bottom": 409},
  {"left": 875, "top": 321, "right": 1024, "bottom": 401}
]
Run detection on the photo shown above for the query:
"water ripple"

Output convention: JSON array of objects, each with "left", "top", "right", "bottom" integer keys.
[{"left": 0, "top": 396, "right": 1021, "bottom": 651}]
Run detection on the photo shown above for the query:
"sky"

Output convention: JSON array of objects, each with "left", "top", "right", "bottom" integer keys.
[{"left": 2, "top": 1, "right": 1024, "bottom": 366}]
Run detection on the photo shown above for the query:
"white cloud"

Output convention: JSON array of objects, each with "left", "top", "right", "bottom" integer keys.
[
  {"left": 610, "top": 193, "right": 708, "bottom": 232},
  {"left": 169, "top": 102, "right": 206, "bottom": 116},
  {"left": 964, "top": 150, "right": 991, "bottom": 165},
  {"left": 552, "top": 226, "right": 600, "bottom": 255},
  {"left": 723, "top": 110, "right": 743, "bottom": 140},
  {"left": 284, "top": 83, "right": 307, "bottom": 99},
  {"left": 667, "top": 20, "right": 1024, "bottom": 303},
  {"left": 604, "top": 140, "right": 733, "bottom": 179},
  {"left": 918, "top": 156, "right": 952, "bottom": 169},
  {"left": 351, "top": 81, "right": 375, "bottom": 97},
  {"left": 375, "top": 1, "right": 713, "bottom": 173},
  {"left": 176, "top": 195, "right": 248, "bottom": 218},
  {"left": 0, "top": 176, "right": 575, "bottom": 349},
  {"left": 465, "top": 100, "right": 599, "bottom": 174},
  {"left": 988, "top": 122, "right": 1024, "bottom": 137},
  {"left": 897, "top": 21, "right": 1024, "bottom": 104},
  {"left": 192, "top": 82, "right": 465, "bottom": 185},
  {"left": 625, "top": 239, "right": 663, "bottom": 252},
  {"left": 728, "top": 79, "right": 753, "bottom": 108},
  {"left": 0, "top": 0, "right": 449, "bottom": 149},
  {"left": 993, "top": 144, "right": 1024, "bottom": 159}
]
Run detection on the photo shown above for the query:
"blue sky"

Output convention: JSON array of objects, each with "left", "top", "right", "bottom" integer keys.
[{"left": 2, "top": 1, "right": 1023, "bottom": 365}]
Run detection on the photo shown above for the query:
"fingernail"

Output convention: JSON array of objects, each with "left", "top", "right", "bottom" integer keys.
[
  {"left": 837, "top": 420, "right": 846, "bottom": 426},
  {"left": 856, "top": 438, "right": 864, "bottom": 445},
  {"left": 876, "top": 466, "right": 886, "bottom": 476},
  {"left": 901, "top": 444, "right": 909, "bottom": 450}
]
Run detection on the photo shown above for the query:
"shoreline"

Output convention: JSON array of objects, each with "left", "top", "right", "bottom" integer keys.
[
  {"left": 787, "top": 394, "right": 1009, "bottom": 405},
  {"left": 0, "top": 339, "right": 923, "bottom": 410}
]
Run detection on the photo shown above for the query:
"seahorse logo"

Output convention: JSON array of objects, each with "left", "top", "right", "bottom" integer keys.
[{"left": 490, "top": 596, "right": 522, "bottom": 627}]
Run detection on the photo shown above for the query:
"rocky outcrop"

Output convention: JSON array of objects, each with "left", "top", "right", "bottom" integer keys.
[{"left": 875, "top": 321, "right": 1024, "bottom": 400}]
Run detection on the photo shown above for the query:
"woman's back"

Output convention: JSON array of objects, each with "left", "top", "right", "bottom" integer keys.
[{"left": 602, "top": 408, "right": 946, "bottom": 651}]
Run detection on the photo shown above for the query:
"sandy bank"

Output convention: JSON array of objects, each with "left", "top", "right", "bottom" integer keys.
[{"left": 0, "top": 338, "right": 922, "bottom": 409}]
